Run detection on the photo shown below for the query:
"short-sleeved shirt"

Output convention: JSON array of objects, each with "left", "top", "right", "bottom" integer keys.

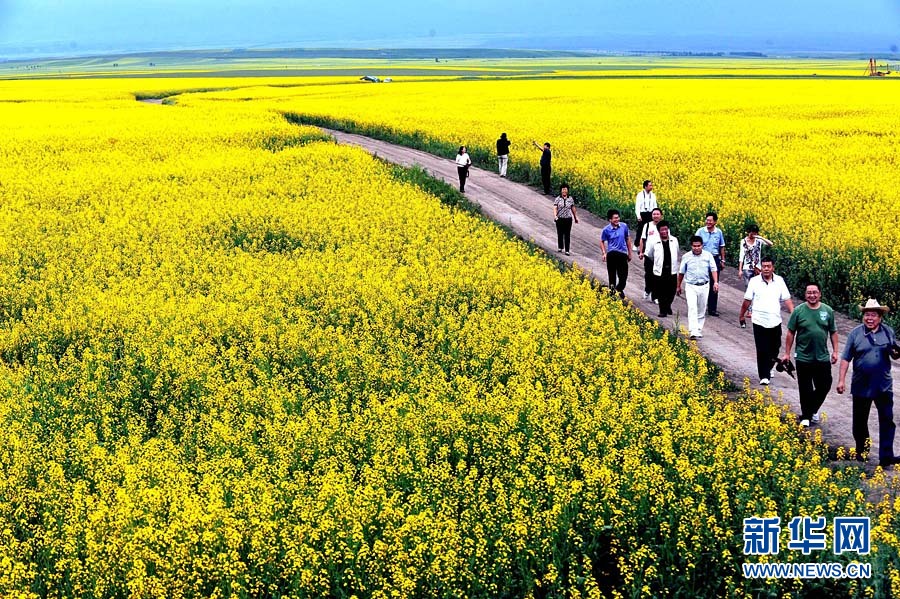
[
  {"left": 841, "top": 324, "right": 896, "bottom": 397},
  {"left": 641, "top": 220, "right": 660, "bottom": 247},
  {"left": 787, "top": 302, "right": 836, "bottom": 363},
  {"left": 601, "top": 223, "right": 630, "bottom": 255},
  {"left": 696, "top": 226, "right": 725, "bottom": 257},
  {"left": 744, "top": 274, "right": 791, "bottom": 328},
  {"left": 679, "top": 250, "right": 717, "bottom": 284},
  {"left": 741, "top": 237, "right": 764, "bottom": 271},
  {"left": 554, "top": 196, "right": 575, "bottom": 219}
]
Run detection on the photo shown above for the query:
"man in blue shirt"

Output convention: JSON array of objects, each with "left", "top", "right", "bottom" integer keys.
[
  {"left": 600, "top": 209, "right": 633, "bottom": 299},
  {"left": 676, "top": 235, "right": 719, "bottom": 339},
  {"left": 837, "top": 299, "right": 900, "bottom": 468},
  {"left": 695, "top": 211, "right": 726, "bottom": 317}
]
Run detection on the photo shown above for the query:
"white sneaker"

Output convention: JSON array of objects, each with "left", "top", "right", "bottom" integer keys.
[
  {"left": 812, "top": 413, "right": 820, "bottom": 423},
  {"left": 800, "top": 419, "right": 810, "bottom": 428},
  {"left": 643, "top": 291, "right": 650, "bottom": 300},
  {"left": 760, "top": 378, "right": 770, "bottom": 385}
]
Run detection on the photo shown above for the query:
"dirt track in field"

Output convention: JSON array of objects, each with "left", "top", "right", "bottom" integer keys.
[
  {"left": 137, "top": 93, "right": 900, "bottom": 472},
  {"left": 321, "top": 126, "right": 900, "bottom": 470}
]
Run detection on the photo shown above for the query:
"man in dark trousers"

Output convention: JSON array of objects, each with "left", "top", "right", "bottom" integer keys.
[
  {"left": 600, "top": 209, "right": 632, "bottom": 298},
  {"left": 739, "top": 257, "right": 793, "bottom": 386},
  {"left": 696, "top": 211, "right": 726, "bottom": 317},
  {"left": 497, "top": 133, "right": 511, "bottom": 177},
  {"left": 837, "top": 299, "right": 900, "bottom": 468},
  {"left": 532, "top": 140, "right": 552, "bottom": 194},
  {"left": 634, "top": 180, "right": 658, "bottom": 252},
  {"left": 782, "top": 283, "right": 838, "bottom": 427},
  {"left": 645, "top": 220, "right": 679, "bottom": 317}
]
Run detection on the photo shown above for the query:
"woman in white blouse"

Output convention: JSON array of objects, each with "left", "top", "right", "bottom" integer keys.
[{"left": 455, "top": 146, "right": 472, "bottom": 192}]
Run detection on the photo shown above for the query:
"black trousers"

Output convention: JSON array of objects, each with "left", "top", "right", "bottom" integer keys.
[
  {"left": 457, "top": 166, "right": 468, "bottom": 191},
  {"left": 707, "top": 255, "right": 722, "bottom": 313},
  {"left": 796, "top": 360, "right": 832, "bottom": 420},
  {"left": 643, "top": 254, "right": 655, "bottom": 295},
  {"left": 752, "top": 323, "right": 782, "bottom": 379},
  {"left": 656, "top": 272, "right": 676, "bottom": 315},
  {"left": 607, "top": 251, "right": 628, "bottom": 295},
  {"left": 852, "top": 392, "right": 896, "bottom": 461},
  {"left": 555, "top": 217, "right": 573, "bottom": 252},
  {"left": 541, "top": 165, "right": 551, "bottom": 194},
  {"left": 635, "top": 211, "right": 652, "bottom": 248}
]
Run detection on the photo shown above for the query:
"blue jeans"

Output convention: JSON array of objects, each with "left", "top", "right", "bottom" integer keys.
[{"left": 852, "top": 392, "right": 896, "bottom": 461}]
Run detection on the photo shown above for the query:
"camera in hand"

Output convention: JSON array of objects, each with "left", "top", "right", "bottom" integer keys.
[{"left": 775, "top": 358, "right": 796, "bottom": 379}]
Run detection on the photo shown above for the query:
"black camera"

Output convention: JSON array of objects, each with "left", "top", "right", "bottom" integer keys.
[{"left": 775, "top": 358, "right": 796, "bottom": 379}]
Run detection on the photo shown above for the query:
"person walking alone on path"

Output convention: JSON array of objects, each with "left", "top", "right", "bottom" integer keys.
[
  {"left": 696, "top": 212, "right": 726, "bottom": 317},
  {"left": 836, "top": 299, "right": 900, "bottom": 468},
  {"left": 738, "top": 224, "right": 773, "bottom": 288},
  {"left": 645, "top": 220, "right": 679, "bottom": 318},
  {"left": 532, "top": 140, "right": 552, "bottom": 194},
  {"left": 739, "top": 257, "right": 794, "bottom": 386},
  {"left": 497, "top": 133, "right": 511, "bottom": 178},
  {"left": 553, "top": 184, "right": 578, "bottom": 255},
  {"left": 634, "top": 180, "right": 658, "bottom": 252},
  {"left": 455, "top": 146, "right": 472, "bottom": 192},
  {"left": 638, "top": 207, "right": 663, "bottom": 301},
  {"left": 677, "top": 236, "right": 719, "bottom": 339},
  {"left": 782, "top": 283, "right": 838, "bottom": 427},
  {"left": 600, "top": 209, "right": 632, "bottom": 298}
]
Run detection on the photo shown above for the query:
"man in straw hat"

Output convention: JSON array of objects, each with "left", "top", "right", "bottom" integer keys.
[{"left": 836, "top": 299, "right": 900, "bottom": 468}]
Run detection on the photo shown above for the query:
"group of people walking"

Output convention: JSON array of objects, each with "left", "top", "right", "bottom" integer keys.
[
  {"left": 455, "top": 138, "right": 899, "bottom": 468},
  {"left": 455, "top": 134, "right": 553, "bottom": 195}
]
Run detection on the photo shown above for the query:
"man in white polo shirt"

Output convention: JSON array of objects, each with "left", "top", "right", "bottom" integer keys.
[{"left": 739, "top": 256, "right": 794, "bottom": 385}]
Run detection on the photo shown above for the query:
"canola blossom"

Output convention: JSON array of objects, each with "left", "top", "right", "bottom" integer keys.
[
  {"left": 193, "top": 76, "right": 900, "bottom": 321},
  {"left": 0, "top": 77, "right": 899, "bottom": 597}
]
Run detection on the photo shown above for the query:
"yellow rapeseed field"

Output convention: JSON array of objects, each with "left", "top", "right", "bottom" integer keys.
[
  {"left": 190, "top": 75, "right": 900, "bottom": 320},
  {"left": 0, "top": 76, "right": 898, "bottom": 597}
]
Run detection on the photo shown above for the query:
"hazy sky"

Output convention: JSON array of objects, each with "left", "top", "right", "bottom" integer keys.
[{"left": 1, "top": 0, "right": 899, "bottom": 55}]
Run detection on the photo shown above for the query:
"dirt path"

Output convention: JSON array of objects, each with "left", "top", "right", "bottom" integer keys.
[{"left": 323, "top": 127, "right": 900, "bottom": 465}]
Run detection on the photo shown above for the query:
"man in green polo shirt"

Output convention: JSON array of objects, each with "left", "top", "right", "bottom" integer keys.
[{"left": 782, "top": 283, "right": 838, "bottom": 428}]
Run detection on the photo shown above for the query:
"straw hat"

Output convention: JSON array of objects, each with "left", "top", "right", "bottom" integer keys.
[{"left": 859, "top": 298, "right": 890, "bottom": 314}]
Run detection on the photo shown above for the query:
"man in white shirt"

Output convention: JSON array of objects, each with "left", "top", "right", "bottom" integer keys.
[
  {"left": 638, "top": 208, "right": 663, "bottom": 301},
  {"left": 739, "top": 257, "right": 794, "bottom": 385},
  {"left": 633, "top": 180, "right": 657, "bottom": 251}
]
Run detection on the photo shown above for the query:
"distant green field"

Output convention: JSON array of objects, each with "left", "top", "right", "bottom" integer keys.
[{"left": 3, "top": 51, "right": 894, "bottom": 81}]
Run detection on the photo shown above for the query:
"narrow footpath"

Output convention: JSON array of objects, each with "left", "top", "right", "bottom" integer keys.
[{"left": 324, "top": 127, "right": 900, "bottom": 465}]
